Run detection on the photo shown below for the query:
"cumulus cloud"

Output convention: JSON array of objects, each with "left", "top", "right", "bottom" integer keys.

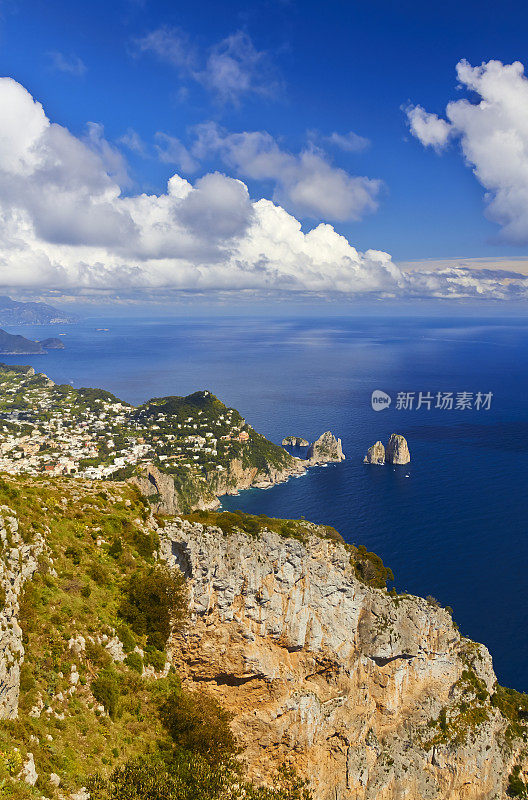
[
  {"left": 405, "top": 105, "right": 452, "bottom": 151},
  {"left": 407, "top": 59, "right": 528, "bottom": 243},
  {"left": 193, "top": 123, "right": 381, "bottom": 222},
  {"left": 136, "top": 27, "right": 280, "bottom": 104},
  {"left": 0, "top": 76, "right": 523, "bottom": 301}
]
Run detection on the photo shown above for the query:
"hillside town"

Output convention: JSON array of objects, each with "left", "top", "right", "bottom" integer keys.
[{"left": 0, "top": 365, "right": 258, "bottom": 482}]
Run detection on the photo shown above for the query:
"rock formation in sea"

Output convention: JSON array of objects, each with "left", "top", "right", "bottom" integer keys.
[
  {"left": 307, "top": 431, "right": 345, "bottom": 463},
  {"left": 386, "top": 433, "right": 411, "bottom": 464},
  {"left": 282, "top": 436, "right": 309, "bottom": 447},
  {"left": 364, "top": 434, "right": 410, "bottom": 465},
  {"left": 363, "top": 440, "right": 386, "bottom": 464}
]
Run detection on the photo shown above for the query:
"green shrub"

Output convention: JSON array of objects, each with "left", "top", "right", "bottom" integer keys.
[
  {"left": 65, "top": 545, "right": 82, "bottom": 565},
  {"left": 85, "top": 641, "right": 111, "bottom": 668},
  {"left": 352, "top": 545, "right": 394, "bottom": 589},
  {"left": 119, "top": 565, "right": 187, "bottom": 651},
  {"left": 124, "top": 652, "right": 143, "bottom": 673},
  {"left": 117, "top": 624, "right": 136, "bottom": 654},
  {"left": 108, "top": 538, "right": 123, "bottom": 559},
  {"left": 92, "top": 668, "right": 121, "bottom": 718},
  {"left": 145, "top": 647, "right": 166, "bottom": 671},
  {"left": 160, "top": 689, "right": 237, "bottom": 766},
  {"left": 508, "top": 765, "right": 527, "bottom": 797},
  {"left": 89, "top": 561, "right": 111, "bottom": 586},
  {"left": 88, "top": 754, "right": 312, "bottom": 800}
]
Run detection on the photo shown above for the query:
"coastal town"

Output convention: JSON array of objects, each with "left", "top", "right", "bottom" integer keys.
[{"left": 0, "top": 364, "right": 262, "bottom": 483}]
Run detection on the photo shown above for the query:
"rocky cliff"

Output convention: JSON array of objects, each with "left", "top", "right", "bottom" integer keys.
[
  {"left": 160, "top": 517, "right": 525, "bottom": 800},
  {"left": 0, "top": 474, "right": 526, "bottom": 799},
  {"left": 0, "top": 506, "right": 46, "bottom": 718}
]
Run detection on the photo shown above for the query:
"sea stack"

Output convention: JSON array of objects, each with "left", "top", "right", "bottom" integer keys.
[
  {"left": 282, "top": 436, "right": 309, "bottom": 447},
  {"left": 363, "top": 440, "right": 386, "bottom": 464},
  {"left": 307, "top": 431, "right": 345, "bottom": 463},
  {"left": 386, "top": 433, "right": 411, "bottom": 464},
  {"left": 364, "top": 433, "right": 410, "bottom": 465}
]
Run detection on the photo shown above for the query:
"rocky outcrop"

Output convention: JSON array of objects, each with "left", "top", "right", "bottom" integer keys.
[
  {"left": 160, "top": 518, "right": 523, "bottom": 800},
  {"left": 364, "top": 434, "right": 410, "bottom": 466},
  {"left": 0, "top": 509, "right": 46, "bottom": 719},
  {"left": 307, "top": 431, "right": 345, "bottom": 464},
  {"left": 386, "top": 433, "right": 411, "bottom": 465},
  {"left": 130, "top": 463, "right": 219, "bottom": 514},
  {"left": 282, "top": 436, "right": 309, "bottom": 447},
  {"left": 209, "top": 456, "right": 306, "bottom": 494},
  {"left": 363, "top": 441, "right": 385, "bottom": 465}
]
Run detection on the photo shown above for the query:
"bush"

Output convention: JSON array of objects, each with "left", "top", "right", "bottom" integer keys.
[
  {"left": 88, "top": 754, "right": 312, "bottom": 800},
  {"left": 92, "top": 668, "right": 121, "bottom": 718},
  {"left": 65, "top": 545, "right": 82, "bottom": 565},
  {"left": 89, "top": 561, "right": 111, "bottom": 586},
  {"left": 117, "top": 624, "right": 136, "bottom": 654},
  {"left": 119, "top": 565, "right": 187, "bottom": 651},
  {"left": 108, "top": 538, "right": 123, "bottom": 559},
  {"left": 353, "top": 545, "right": 394, "bottom": 589},
  {"left": 160, "top": 689, "right": 237, "bottom": 766},
  {"left": 88, "top": 752, "right": 233, "bottom": 800},
  {"left": 124, "top": 652, "right": 143, "bottom": 674},
  {"left": 145, "top": 647, "right": 166, "bottom": 671},
  {"left": 508, "top": 765, "right": 527, "bottom": 797},
  {"left": 85, "top": 641, "right": 111, "bottom": 668}
]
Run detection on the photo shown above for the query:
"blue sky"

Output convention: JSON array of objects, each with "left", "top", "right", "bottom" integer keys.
[{"left": 1, "top": 0, "right": 528, "bottom": 301}]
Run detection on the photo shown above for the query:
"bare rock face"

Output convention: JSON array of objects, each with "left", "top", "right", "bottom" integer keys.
[
  {"left": 0, "top": 509, "right": 45, "bottom": 719},
  {"left": 386, "top": 433, "right": 411, "bottom": 465},
  {"left": 307, "top": 431, "right": 345, "bottom": 463},
  {"left": 363, "top": 441, "right": 385, "bottom": 465},
  {"left": 160, "top": 518, "right": 524, "bottom": 800},
  {"left": 282, "top": 436, "right": 309, "bottom": 447}
]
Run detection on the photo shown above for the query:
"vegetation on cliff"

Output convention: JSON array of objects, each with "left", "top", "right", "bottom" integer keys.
[{"left": 0, "top": 475, "right": 312, "bottom": 799}]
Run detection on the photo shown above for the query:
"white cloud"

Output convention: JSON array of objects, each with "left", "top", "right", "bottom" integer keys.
[
  {"left": 407, "top": 59, "right": 528, "bottom": 244},
  {"left": 0, "top": 76, "right": 523, "bottom": 301},
  {"left": 119, "top": 128, "right": 148, "bottom": 156},
  {"left": 193, "top": 123, "right": 381, "bottom": 222},
  {"left": 405, "top": 105, "right": 452, "bottom": 151},
  {"left": 136, "top": 27, "right": 279, "bottom": 104},
  {"left": 200, "top": 31, "right": 280, "bottom": 104},
  {"left": 48, "top": 52, "right": 87, "bottom": 77},
  {"left": 325, "top": 131, "right": 370, "bottom": 152},
  {"left": 154, "top": 133, "right": 197, "bottom": 172},
  {"left": 135, "top": 26, "right": 196, "bottom": 71}
]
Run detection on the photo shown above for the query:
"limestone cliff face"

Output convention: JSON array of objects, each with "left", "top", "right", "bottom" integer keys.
[
  {"left": 208, "top": 456, "right": 306, "bottom": 495},
  {"left": 0, "top": 508, "right": 45, "bottom": 718},
  {"left": 160, "top": 519, "right": 521, "bottom": 800}
]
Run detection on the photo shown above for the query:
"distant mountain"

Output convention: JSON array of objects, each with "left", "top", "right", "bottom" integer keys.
[
  {"left": 0, "top": 329, "right": 65, "bottom": 354},
  {"left": 0, "top": 296, "right": 77, "bottom": 325}
]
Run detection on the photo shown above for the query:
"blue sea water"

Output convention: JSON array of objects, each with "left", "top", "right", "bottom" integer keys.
[{"left": 3, "top": 313, "right": 528, "bottom": 690}]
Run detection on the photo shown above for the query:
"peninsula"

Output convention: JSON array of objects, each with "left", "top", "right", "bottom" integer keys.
[
  {"left": 0, "top": 364, "right": 343, "bottom": 513},
  {"left": 0, "top": 329, "right": 66, "bottom": 355}
]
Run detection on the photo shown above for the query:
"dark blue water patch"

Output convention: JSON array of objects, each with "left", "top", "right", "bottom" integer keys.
[{"left": 2, "top": 313, "right": 528, "bottom": 689}]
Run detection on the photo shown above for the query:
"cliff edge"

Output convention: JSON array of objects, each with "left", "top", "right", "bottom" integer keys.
[{"left": 161, "top": 516, "right": 524, "bottom": 800}]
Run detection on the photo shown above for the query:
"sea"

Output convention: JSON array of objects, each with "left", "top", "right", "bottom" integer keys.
[{"left": 3, "top": 312, "right": 528, "bottom": 690}]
